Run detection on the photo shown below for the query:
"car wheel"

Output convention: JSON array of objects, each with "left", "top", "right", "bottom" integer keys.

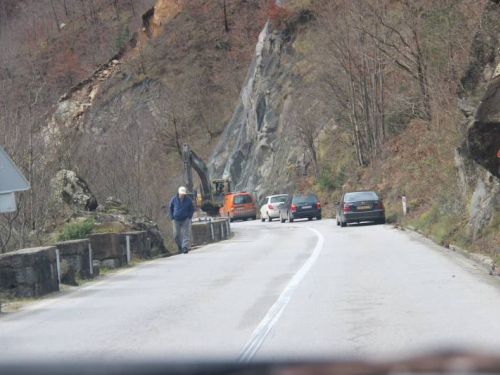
[
  {"left": 378, "top": 218, "right": 386, "bottom": 225},
  {"left": 317, "top": 215, "right": 322, "bottom": 220},
  {"left": 280, "top": 212, "right": 285, "bottom": 223},
  {"left": 340, "top": 220, "right": 347, "bottom": 227},
  {"left": 268, "top": 214, "right": 273, "bottom": 222},
  {"left": 288, "top": 211, "right": 294, "bottom": 223},
  {"left": 308, "top": 217, "right": 313, "bottom": 221},
  {"left": 252, "top": 215, "right": 257, "bottom": 220},
  {"left": 261, "top": 216, "right": 265, "bottom": 222}
]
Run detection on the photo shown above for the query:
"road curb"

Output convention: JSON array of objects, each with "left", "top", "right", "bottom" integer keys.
[{"left": 399, "top": 225, "right": 498, "bottom": 277}]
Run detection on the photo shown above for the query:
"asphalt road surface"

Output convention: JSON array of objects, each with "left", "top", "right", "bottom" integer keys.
[{"left": 2, "top": 219, "right": 500, "bottom": 362}]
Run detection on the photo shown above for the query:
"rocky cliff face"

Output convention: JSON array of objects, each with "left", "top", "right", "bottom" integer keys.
[
  {"left": 45, "top": 0, "right": 183, "bottom": 139},
  {"left": 456, "top": 0, "right": 500, "bottom": 238},
  {"left": 209, "top": 23, "right": 309, "bottom": 202}
]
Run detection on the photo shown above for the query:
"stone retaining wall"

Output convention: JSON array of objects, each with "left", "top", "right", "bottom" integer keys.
[
  {"left": 0, "top": 246, "right": 59, "bottom": 299},
  {"left": 54, "top": 239, "right": 98, "bottom": 285},
  {"left": 88, "top": 233, "right": 126, "bottom": 269},
  {"left": 122, "top": 231, "right": 151, "bottom": 259},
  {"left": 0, "top": 222, "right": 229, "bottom": 307},
  {"left": 191, "top": 219, "right": 231, "bottom": 247}
]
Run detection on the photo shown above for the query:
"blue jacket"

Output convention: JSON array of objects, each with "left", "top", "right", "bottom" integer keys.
[{"left": 169, "top": 194, "right": 194, "bottom": 221}]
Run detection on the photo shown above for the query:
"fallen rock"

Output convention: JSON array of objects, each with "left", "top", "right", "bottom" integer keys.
[{"left": 50, "top": 170, "right": 98, "bottom": 218}]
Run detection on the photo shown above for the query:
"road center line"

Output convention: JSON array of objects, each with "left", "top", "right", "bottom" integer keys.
[{"left": 237, "top": 227, "right": 325, "bottom": 363}]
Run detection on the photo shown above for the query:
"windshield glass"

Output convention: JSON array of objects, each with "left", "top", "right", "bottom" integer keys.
[
  {"left": 293, "top": 195, "right": 318, "bottom": 204},
  {"left": 1, "top": 0, "right": 498, "bottom": 368},
  {"left": 270, "top": 195, "right": 288, "bottom": 203},
  {"left": 233, "top": 195, "right": 252, "bottom": 204},
  {"left": 344, "top": 191, "right": 379, "bottom": 202}
]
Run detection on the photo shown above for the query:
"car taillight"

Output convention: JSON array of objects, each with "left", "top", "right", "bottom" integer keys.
[
  {"left": 376, "top": 201, "right": 384, "bottom": 209},
  {"left": 343, "top": 204, "right": 351, "bottom": 212},
  {"left": 316, "top": 202, "right": 321, "bottom": 209},
  {"left": 268, "top": 204, "right": 273, "bottom": 209},
  {"left": 291, "top": 204, "right": 296, "bottom": 211}
]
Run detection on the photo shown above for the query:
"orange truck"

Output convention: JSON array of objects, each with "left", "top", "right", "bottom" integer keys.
[{"left": 220, "top": 191, "right": 257, "bottom": 222}]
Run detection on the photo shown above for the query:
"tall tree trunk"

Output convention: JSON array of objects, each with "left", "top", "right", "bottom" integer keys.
[
  {"left": 128, "top": 0, "right": 136, "bottom": 16},
  {"left": 113, "top": 0, "right": 120, "bottom": 21},
  {"left": 413, "top": 30, "right": 431, "bottom": 125},
  {"left": 362, "top": 54, "right": 373, "bottom": 152},
  {"left": 223, "top": 0, "right": 229, "bottom": 33},
  {"left": 63, "top": 0, "right": 70, "bottom": 17},
  {"left": 379, "top": 66, "right": 385, "bottom": 142},
  {"left": 50, "top": 0, "right": 61, "bottom": 32},
  {"left": 80, "top": 0, "right": 88, "bottom": 24}
]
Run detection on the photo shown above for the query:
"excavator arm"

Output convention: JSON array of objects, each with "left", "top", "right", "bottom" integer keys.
[
  {"left": 182, "top": 143, "right": 211, "bottom": 198},
  {"left": 183, "top": 143, "right": 231, "bottom": 216}
]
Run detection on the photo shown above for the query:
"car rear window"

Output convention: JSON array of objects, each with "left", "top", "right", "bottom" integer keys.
[
  {"left": 344, "top": 191, "right": 378, "bottom": 202},
  {"left": 270, "top": 196, "right": 288, "bottom": 203},
  {"left": 233, "top": 194, "right": 252, "bottom": 204},
  {"left": 293, "top": 195, "right": 318, "bottom": 204}
]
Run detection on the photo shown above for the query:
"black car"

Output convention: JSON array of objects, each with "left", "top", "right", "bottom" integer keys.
[
  {"left": 279, "top": 193, "right": 322, "bottom": 222},
  {"left": 336, "top": 190, "right": 385, "bottom": 227}
]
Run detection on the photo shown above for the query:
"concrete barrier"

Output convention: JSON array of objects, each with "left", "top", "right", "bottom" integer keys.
[
  {"left": 191, "top": 219, "right": 230, "bottom": 247},
  {"left": 122, "top": 231, "right": 151, "bottom": 260},
  {"left": 0, "top": 246, "right": 60, "bottom": 299},
  {"left": 54, "top": 239, "right": 98, "bottom": 285},
  {"left": 88, "top": 233, "right": 126, "bottom": 268}
]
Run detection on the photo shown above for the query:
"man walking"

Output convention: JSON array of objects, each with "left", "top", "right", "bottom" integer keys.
[{"left": 169, "top": 186, "right": 194, "bottom": 254}]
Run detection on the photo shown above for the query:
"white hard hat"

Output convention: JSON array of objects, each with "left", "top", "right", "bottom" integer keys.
[{"left": 178, "top": 186, "right": 187, "bottom": 195}]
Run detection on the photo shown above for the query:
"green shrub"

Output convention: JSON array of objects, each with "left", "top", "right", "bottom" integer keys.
[
  {"left": 318, "top": 163, "right": 348, "bottom": 192},
  {"left": 56, "top": 219, "right": 94, "bottom": 242},
  {"left": 318, "top": 165, "right": 336, "bottom": 191}
]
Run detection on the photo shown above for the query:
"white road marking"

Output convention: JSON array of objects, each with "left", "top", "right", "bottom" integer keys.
[{"left": 237, "top": 227, "right": 324, "bottom": 363}]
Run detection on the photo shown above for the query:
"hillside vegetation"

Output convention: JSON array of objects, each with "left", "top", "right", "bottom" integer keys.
[{"left": 2, "top": 0, "right": 500, "bottom": 262}]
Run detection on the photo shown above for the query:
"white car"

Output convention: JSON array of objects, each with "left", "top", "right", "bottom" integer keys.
[{"left": 260, "top": 194, "right": 289, "bottom": 222}]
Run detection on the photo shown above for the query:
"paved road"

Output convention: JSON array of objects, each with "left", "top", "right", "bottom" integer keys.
[{"left": 2, "top": 219, "right": 500, "bottom": 362}]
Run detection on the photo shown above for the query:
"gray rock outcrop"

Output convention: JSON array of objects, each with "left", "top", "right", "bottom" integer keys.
[
  {"left": 50, "top": 170, "right": 98, "bottom": 216},
  {"left": 49, "top": 170, "right": 167, "bottom": 254},
  {"left": 456, "top": 0, "right": 500, "bottom": 238},
  {"left": 209, "top": 24, "right": 309, "bottom": 203}
]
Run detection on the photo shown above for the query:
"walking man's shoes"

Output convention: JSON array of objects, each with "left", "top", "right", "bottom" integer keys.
[
  {"left": 182, "top": 248, "right": 189, "bottom": 254},
  {"left": 178, "top": 246, "right": 182, "bottom": 254}
]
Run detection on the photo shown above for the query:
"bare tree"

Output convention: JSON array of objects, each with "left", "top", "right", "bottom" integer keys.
[
  {"left": 50, "top": 0, "right": 61, "bottom": 32},
  {"left": 290, "top": 90, "right": 326, "bottom": 178}
]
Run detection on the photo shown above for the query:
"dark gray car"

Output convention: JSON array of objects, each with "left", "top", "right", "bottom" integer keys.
[
  {"left": 279, "top": 193, "right": 322, "bottom": 223},
  {"left": 336, "top": 190, "right": 385, "bottom": 227}
]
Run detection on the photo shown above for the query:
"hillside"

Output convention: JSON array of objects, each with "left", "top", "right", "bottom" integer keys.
[
  {"left": 2, "top": 0, "right": 500, "bottom": 262},
  {"left": 0, "top": 0, "right": 269, "bottom": 252}
]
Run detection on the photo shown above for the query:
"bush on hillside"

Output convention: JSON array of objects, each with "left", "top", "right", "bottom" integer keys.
[{"left": 56, "top": 219, "right": 94, "bottom": 242}]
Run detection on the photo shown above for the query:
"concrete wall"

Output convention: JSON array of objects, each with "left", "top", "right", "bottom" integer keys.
[
  {"left": 0, "top": 222, "right": 229, "bottom": 307},
  {"left": 122, "top": 231, "right": 151, "bottom": 259},
  {"left": 54, "top": 239, "right": 97, "bottom": 285},
  {"left": 191, "top": 219, "right": 231, "bottom": 247},
  {"left": 0, "top": 246, "right": 59, "bottom": 299},
  {"left": 88, "top": 233, "right": 126, "bottom": 269}
]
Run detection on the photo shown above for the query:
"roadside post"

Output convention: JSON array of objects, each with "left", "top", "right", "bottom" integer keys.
[
  {"left": 55, "top": 249, "right": 61, "bottom": 285},
  {"left": 0, "top": 146, "right": 31, "bottom": 312},
  {"left": 126, "top": 235, "right": 131, "bottom": 264},
  {"left": 402, "top": 195, "right": 408, "bottom": 216},
  {"left": 88, "top": 243, "right": 94, "bottom": 276}
]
